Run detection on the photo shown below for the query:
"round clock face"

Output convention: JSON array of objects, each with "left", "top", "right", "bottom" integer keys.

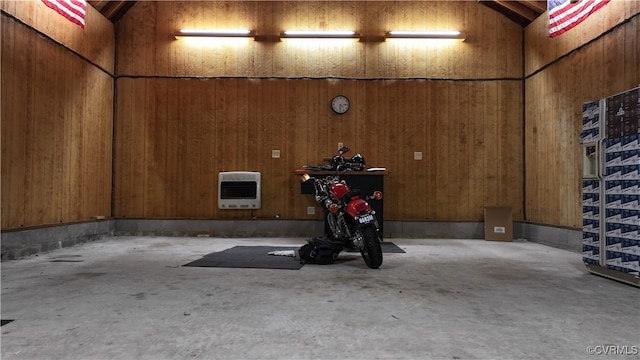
[{"left": 331, "top": 95, "right": 350, "bottom": 114}]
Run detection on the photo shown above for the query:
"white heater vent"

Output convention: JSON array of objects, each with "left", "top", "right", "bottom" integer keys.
[{"left": 218, "top": 171, "right": 261, "bottom": 209}]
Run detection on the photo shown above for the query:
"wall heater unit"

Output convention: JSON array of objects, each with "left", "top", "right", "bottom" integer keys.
[{"left": 218, "top": 171, "right": 261, "bottom": 209}]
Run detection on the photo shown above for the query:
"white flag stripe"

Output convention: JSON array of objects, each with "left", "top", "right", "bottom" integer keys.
[
  {"left": 548, "top": 0, "right": 609, "bottom": 38},
  {"left": 48, "top": 0, "right": 85, "bottom": 24},
  {"left": 41, "top": 0, "right": 86, "bottom": 29},
  {"left": 550, "top": 0, "right": 599, "bottom": 27}
]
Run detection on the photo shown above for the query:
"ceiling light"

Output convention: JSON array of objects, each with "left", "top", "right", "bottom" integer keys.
[
  {"left": 386, "top": 31, "right": 465, "bottom": 40},
  {"left": 280, "top": 30, "right": 360, "bottom": 39},
  {"left": 175, "top": 29, "right": 255, "bottom": 38}
]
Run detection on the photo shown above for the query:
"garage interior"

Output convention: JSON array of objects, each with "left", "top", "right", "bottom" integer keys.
[{"left": 1, "top": 0, "right": 639, "bottom": 359}]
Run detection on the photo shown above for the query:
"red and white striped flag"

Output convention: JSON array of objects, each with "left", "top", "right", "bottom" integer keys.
[
  {"left": 548, "top": 0, "right": 610, "bottom": 38},
  {"left": 41, "top": 0, "right": 87, "bottom": 29}
]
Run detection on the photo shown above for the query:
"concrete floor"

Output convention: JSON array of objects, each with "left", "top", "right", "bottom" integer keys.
[{"left": 1, "top": 237, "right": 638, "bottom": 360}]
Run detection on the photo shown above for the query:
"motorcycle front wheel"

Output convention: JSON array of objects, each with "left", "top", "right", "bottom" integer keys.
[{"left": 360, "top": 226, "right": 383, "bottom": 269}]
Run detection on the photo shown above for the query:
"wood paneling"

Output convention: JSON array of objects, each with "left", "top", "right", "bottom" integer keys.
[
  {"left": 1, "top": 3, "right": 114, "bottom": 229},
  {"left": 111, "top": 1, "right": 525, "bottom": 223},
  {"left": 4, "top": 0, "right": 637, "bottom": 231},
  {"left": 116, "top": 1, "right": 522, "bottom": 79},
  {"left": 524, "top": 9, "right": 640, "bottom": 228},
  {"left": 113, "top": 77, "right": 523, "bottom": 222},
  {"left": 114, "top": 1, "right": 523, "bottom": 221},
  {"left": 2, "top": 0, "right": 528, "bottom": 229},
  {"left": 525, "top": 0, "right": 640, "bottom": 77},
  {"left": 0, "top": 0, "right": 115, "bottom": 73}
]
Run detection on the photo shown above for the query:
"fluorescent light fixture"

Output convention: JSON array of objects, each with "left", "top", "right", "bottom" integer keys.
[
  {"left": 280, "top": 30, "right": 359, "bottom": 39},
  {"left": 175, "top": 29, "right": 255, "bottom": 38},
  {"left": 386, "top": 31, "right": 465, "bottom": 40}
]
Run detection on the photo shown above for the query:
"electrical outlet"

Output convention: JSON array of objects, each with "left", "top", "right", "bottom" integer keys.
[
  {"left": 414, "top": 152, "right": 423, "bottom": 160},
  {"left": 307, "top": 206, "right": 316, "bottom": 215},
  {"left": 338, "top": 142, "right": 344, "bottom": 151},
  {"left": 272, "top": 150, "right": 280, "bottom": 158}
]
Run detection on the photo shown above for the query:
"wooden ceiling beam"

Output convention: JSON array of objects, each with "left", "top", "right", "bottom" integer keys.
[
  {"left": 88, "top": 0, "right": 136, "bottom": 22},
  {"left": 520, "top": 1, "right": 548, "bottom": 13},
  {"left": 100, "top": 2, "right": 126, "bottom": 20},
  {"left": 89, "top": 1, "right": 545, "bottom": 28},
  {"left": 494, "top": 0, "right": 541, "bottom": 21},
  {"left": 478, "top": 0, "right": 526, "bottom": 27},
  {"left": 87, "top": 0, "right": 110, "bottom": 12}
]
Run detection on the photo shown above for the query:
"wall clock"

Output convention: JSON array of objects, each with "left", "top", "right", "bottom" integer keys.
[{"left": 331, "top": 95, "right": 350, "bottom": 114}]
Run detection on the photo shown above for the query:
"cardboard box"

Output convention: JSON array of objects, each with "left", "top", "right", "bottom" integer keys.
[{"left": 484, "top": 206, "right": 513, "bottom": 242}]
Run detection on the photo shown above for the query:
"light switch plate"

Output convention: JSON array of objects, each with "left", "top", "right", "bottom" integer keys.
[
  {"left": 272, "top": 150, "right": 280, "bottom": 158},
  {"left": 414, "top": 152, "right": 423, "bottom": 160}
]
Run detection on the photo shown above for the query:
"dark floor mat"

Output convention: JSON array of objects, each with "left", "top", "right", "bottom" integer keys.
[
  {"left": 183, "top": 246, "right": 303, "bottom": 270},
  {"left": 381, "top": 242, "right": 406, "bottom": 253}
]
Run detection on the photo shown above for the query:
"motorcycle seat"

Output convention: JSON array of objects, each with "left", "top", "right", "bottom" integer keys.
[{"left": 340, "top": 188, "right": 362, "bottom": 202}]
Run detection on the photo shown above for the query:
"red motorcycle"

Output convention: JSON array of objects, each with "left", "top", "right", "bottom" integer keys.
[{"left": 301, "top": 152, "right": 383, "bottom": 269}]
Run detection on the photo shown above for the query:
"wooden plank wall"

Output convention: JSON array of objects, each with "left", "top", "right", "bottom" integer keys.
[
  {"left": 1, "top": 1, "right": 115, "bottom": 229},
  {"left": 0, "top": 0, "right": 115, "bottom": 73},
  {"left": 114, "top": 1, "right": 524, "bottom": 222},
  {"left": 524, "top": 2, "right": 640, "bottom": 228},
  {"left": 3, "top": 0, "right": 636, "bottom": 231}
]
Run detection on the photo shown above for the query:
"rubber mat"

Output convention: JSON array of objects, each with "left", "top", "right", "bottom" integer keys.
[
  {"left": 183, "top": 242, "right": 405, "bottom": 270},
  {"left": 381, "top": 242, "right": 406, "bottom": 253},
  {"left": 183, "top": 246, "right": 304, "bottom": 270}
]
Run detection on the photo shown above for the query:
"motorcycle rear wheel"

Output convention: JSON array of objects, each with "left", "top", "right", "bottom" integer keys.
[{"left": 360, "top": 226, "right": 383, "bottom": 269}]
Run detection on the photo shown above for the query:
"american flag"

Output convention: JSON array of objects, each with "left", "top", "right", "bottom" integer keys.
[
  {"left": 548, "top": 0, "right": 610, "bottom": 38},
  {"left": 41, "top": 0, "right": 87, "bottom": 29}
]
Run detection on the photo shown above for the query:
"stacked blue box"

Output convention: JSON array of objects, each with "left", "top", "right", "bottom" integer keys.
[
  {"left": 583, "top": 179, "right": 600, "bottom": 264},
  {"left": 580, "top": 101, "right": 601, "bottom": 143},
  {"left": 604, "top": 134, "right": 639, "bottom": 275}
]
